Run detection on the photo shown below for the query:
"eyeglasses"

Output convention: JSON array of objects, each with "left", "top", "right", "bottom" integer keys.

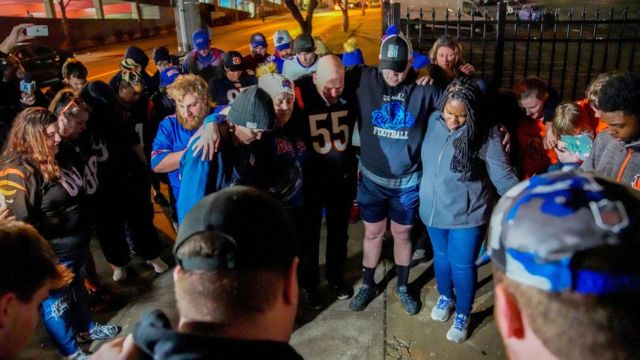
[{"left": 59, "top": 98, "right": 87, "bottom": 119}]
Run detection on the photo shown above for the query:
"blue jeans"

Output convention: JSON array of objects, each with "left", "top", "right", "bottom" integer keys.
[
  {"left": 40, "top": 246, "right": 95, "bottom": 356},
  {"left": 427, "top": 226, "right": 486, "bottom": 316}
]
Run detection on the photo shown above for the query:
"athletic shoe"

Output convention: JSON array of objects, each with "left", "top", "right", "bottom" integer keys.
[
  {"left": 447, "top": 313, "right": 470, "bottom": 343},
  {"left": 147, "top": 257, "right": 169, "bottom": 273},
  {"left": 77, "top": 323, "right": 122, "bottom": 343},
  {"left": 64, "top": 351, "right": 89, "bottom": 360},
  {"left": 302, "top": 288, "right": 322, "bottom": 310},
  {"left": 431, "top": 295, "right": 454, "bottom": 322},
  {"left": 349, "top": 285, "right": 376, "bottom": 311},
  {"left": 329, "top": 280, "right": 354, "bottom": 300},
  {"left": 112, "top": 266, "right": 127, "bottom": 282},
  {"left": 395, "top": 286, "right": 419, "bottom": 315}
]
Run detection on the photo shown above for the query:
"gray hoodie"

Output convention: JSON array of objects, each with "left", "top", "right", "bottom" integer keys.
[
  {"left": 419, "top": 111, "right": 518, "bottom": 228},
  {"left": 580, "top": 129, "right": 640, "bottom": 190}
]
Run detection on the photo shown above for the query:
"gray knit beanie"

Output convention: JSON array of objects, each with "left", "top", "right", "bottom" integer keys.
[{"left": 228, "top": 85, "right": 276, "bottom": 130}]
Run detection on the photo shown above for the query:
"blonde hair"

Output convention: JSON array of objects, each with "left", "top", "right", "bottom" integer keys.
[
  {"left": 586, "top": 72, "right": 620, "bottom": 110},
  {"left": 166, "top": 74, "right": 208, "bottom": 103},
  {"left": 256, "top": 62, "right": 278, "bottom": 77},
  {"left": 552, "top": 102, "right": 583, "bottom": 136},
  {"left": 1, "top": 108, "right": 60, "bottom": 182},
  {"left": 428, "top": 35, "right": 465, "bottom": 69}
]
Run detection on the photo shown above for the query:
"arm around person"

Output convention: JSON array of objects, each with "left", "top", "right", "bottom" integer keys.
[{"left": 482, "top": 126, "right": 519, "bottom": 196}]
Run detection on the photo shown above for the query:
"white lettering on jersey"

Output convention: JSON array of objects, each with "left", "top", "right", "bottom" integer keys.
[{"left": 308, "top": 110, "right": 350, "bottom": 155}]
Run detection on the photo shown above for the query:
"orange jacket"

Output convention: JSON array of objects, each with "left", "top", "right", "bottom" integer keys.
[
  {"left": 517, "top": 118, "right": 558, "bottom": 179},
  {"left": 575, "top": 98, "right": 608, "bottom": 134}
]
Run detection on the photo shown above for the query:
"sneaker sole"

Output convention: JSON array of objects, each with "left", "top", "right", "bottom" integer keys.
[
  {"left": 446, "top": 332, "right": 467, "bottom": 343},
  {"left": 430, "top": 308, "right": 453, "bottom": 322}
]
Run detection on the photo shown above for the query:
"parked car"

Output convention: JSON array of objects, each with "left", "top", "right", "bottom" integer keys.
[
  {"left": 10, "top": 43, "right": 74, "bottom": 86},
  {"left": 514, "top": 4, "right": 552, "bottom": 22}
]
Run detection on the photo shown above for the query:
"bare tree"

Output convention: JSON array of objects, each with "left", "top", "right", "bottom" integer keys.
[
  {"left": 55, "top": 0, "right": 73, "bottom": 49},
  {"left": 283, "top": 0, "right": 318, "bottom": 34},
  {"left": 335, "top": 0, "right": 349, "bottom": 32}
]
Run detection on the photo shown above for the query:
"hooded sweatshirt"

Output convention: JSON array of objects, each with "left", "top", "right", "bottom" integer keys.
[
  {"left": 351, "top": 65, "right": 441, "bottom": 188},
  {"left": 419, "top": 111, "right": 518, "bottom": 228},
  {"left": 133, "top": 310, "right": 303, "bottom": 360},
  {"left": 580, "top": 129, "right": 640, "bottom": 191}
]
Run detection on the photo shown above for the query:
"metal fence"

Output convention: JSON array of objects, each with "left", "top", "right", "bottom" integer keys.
[{"left": 382, "top": 1, "right": 640, "bottom": 100}]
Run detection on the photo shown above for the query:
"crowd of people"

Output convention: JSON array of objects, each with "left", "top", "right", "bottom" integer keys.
[{"left": 0, "top": 21, "right": 639, "bottom": 359}]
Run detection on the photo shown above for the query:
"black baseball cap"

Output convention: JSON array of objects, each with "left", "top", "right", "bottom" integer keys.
[
  {"left": 224, "top": 51, "right": 244, "bottom": 71},
  {"left": 293, "top": 34, "right": 315, "bottom": 54},
  {"left": 174, "top": 186, "right": 297, "bottom": 272},
  {"left": 379, "top": 34, "right": 412, "bottom": 72}
]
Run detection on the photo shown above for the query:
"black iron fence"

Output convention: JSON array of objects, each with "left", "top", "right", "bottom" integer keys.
[{"left": 382, "top": 1, "right": 640, "bottom": 100}]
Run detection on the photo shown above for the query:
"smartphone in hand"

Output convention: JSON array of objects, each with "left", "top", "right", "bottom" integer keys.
[{"left": 26, "top": 25, "right": 48, "bottom": 37}]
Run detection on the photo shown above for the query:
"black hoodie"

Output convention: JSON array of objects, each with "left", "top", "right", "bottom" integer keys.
[
  {"left": 133, "top": 310, "right": 304, "bottom": 360},
  {"left": 350, "top": 65, "right": 442, "bottom": 185}
]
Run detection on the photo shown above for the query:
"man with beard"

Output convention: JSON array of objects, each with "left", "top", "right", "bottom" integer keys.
[
  {"left": 151, "top": 74, "right": 213, "bottom": 205},
  {"left": 243, "top": 32, "right": 270, "bottom": 74},
  {"left": 182, "top": 29, "right": 225, "bottom": 83}
]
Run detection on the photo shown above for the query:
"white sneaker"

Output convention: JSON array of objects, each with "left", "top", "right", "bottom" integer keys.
[
  {"left": 112, "top": 266, "right": 127, "bottom": 282},
  {"left": 431, "top": 295, "right": 454, "bottom": 322},
  {"left": 147, "top": 257, "right": 169, "bottom": 273},
  {"left": 446, "top": 313, "right": 470, "bottom": 343}
]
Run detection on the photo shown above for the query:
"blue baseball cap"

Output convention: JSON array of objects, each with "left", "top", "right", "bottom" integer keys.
[
  {"left": 192, "top": 29, "right": 210, "bottom": 51},
  {"left": 488, "top": 171, "right": 640, "bottom": 295},
  {"left": 250, "top": 32, "right": 268, "bottom": 48},
  {"left": 160, "top": 66, "right": 180, "bottom": 88}
]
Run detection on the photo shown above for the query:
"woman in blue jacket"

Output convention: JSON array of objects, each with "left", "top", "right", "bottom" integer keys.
[{"left": 419, "top": 78, "right": 518, "bottom": 343}]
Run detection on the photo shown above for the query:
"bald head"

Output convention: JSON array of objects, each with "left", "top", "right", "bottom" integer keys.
[{"left": 314, "top": 55, "right": 345, "bottom": 105}]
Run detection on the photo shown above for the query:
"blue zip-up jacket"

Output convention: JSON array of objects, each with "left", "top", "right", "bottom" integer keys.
[
  {"left": 419, "top": 111, "right": 518, "bottom": 228},
  {"left": 151, "top": 115, "right": 198, "bottom": 200}
]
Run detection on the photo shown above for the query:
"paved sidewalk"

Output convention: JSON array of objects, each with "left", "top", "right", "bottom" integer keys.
[{"left": 19, "top": 188, "right": 505, "bottom": 359}]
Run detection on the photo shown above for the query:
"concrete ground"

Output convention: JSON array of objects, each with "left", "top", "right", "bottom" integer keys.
[
  {"left": 19, "top": 183, "right": 506, "bottom": 360},
  {"left": 19, "top": 9, "right": 506, "bottom": 360}
]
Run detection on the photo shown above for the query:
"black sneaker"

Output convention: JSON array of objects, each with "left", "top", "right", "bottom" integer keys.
[
  {"left": 329, "top": 280, "right": 354, "bottom": 300},
  {"left": 77, "top": 323, "right": 121, "bottom": 343},
  {"left": 395, "top": 286, "right": 419, "bottom": 315},
  {"left": 349, "top": 285, "right": 376, "bottom": 311},
  {"left": 303, "top": 288, "right": 322, "bottom": 310}
]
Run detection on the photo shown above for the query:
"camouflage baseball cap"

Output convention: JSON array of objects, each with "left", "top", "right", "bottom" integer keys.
[{"left": 488, "top": 170, "right": 640, "bottom": 295}]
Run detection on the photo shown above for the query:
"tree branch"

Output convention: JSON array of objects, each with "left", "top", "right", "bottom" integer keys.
[
  {"left": 284, "top": 0, "right": 307, "bottom": 32},
  {"left": 305, "top": 0, "right": 319, "bottom": 24}
]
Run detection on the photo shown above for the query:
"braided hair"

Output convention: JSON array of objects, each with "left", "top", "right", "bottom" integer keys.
[{"left": 438, "top": 77, "right": 488, "bottom": 181}]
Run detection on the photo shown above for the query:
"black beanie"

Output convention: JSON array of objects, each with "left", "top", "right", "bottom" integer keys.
[{"left": 228, "top": 85, "right": 276, "bottom": 130}]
